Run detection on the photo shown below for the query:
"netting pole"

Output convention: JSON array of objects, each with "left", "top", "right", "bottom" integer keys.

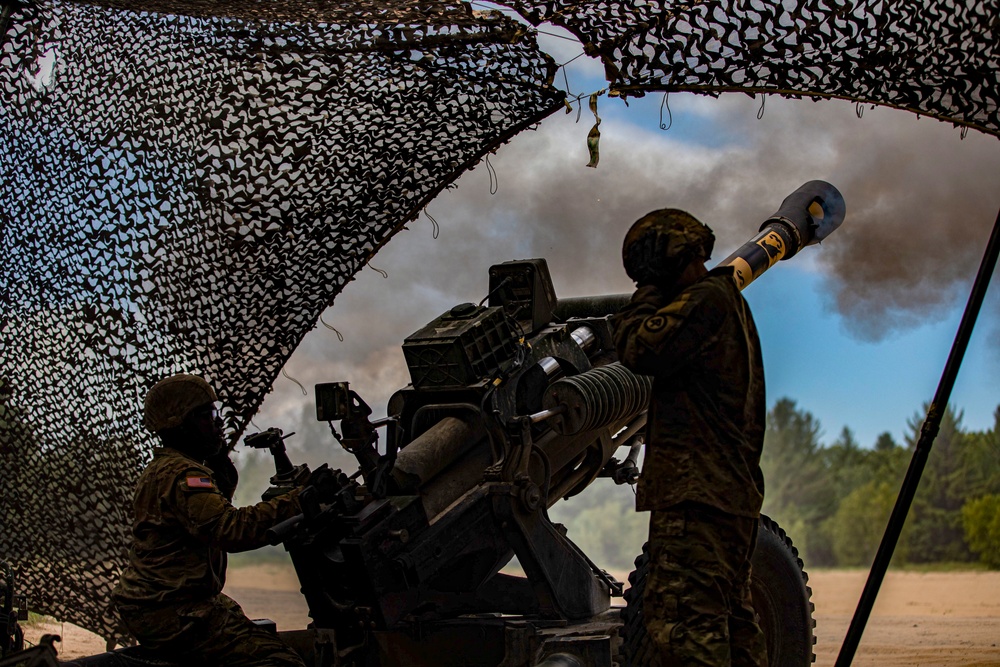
[{"left": 834, "top": 204, "right": 1000, "bottom": 667}]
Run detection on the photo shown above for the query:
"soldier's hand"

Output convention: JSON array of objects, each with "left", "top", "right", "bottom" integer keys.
[
  {"left": 305, "top": 464, "right": 334, "bottom": 489},
  {"left": 304, "top": 464, "right": 349, "bottom": 505}
]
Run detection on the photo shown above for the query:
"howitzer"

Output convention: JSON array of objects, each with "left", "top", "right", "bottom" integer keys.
[
  {"left": 259, "top": 181, "right": 846, "bottom": 666},
  {"left": 54, "top": 181, "right": 844, "bottom": 667}
]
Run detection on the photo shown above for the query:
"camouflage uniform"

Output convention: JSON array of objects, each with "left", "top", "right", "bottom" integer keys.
[
  {"left": 612, "top": 266, "right": 768, "bottom": 667},
  {"left": 113, "top": 447, "right": 305, "bottom": 666}
]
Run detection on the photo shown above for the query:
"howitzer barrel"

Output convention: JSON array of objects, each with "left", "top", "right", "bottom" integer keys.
[
  {"left": 551, "top": 180, "right": 846, "bottom": 318},
  {"left": 721, "top": 180, "right": 845, "bottom": 289},
  {"left": 553, "top": 294, "right": 631, "bottom": 321}
]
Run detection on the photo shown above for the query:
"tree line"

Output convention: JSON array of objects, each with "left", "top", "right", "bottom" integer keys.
[
  {"left": 760, "top": 398, "right": 1000, "bottom": 569},
  {"left": 233, "top": 398, "right": 1000, "bottom": 572}
]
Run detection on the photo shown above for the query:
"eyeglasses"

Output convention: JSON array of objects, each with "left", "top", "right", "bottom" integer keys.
[{"left": 189, "top": 404, "right": 221, "bottom": 422}]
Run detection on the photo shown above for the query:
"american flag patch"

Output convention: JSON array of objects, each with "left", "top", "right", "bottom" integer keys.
[{"left": 186, "top": 476, "right": 214, "bottom": 489}]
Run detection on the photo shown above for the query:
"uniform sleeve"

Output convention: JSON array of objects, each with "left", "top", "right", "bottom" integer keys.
[
  {"left": 611, "top": 281, "right": 725, "bottom": 378},
  {"left": 171, "top": 467, "right": 302, "bottom": 553}
]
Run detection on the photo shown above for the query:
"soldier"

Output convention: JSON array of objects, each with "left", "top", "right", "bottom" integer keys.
[
  {"left": 611, "top": 210, "right": 768, "bottom": 667},
  {"left": 113, "top": 373, "right": 306, "bottom": 667}
]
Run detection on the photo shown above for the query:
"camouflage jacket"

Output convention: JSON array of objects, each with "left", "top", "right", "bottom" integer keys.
[
  {"left": 611, "top": 266, "right": 766, "bottom": 517},
  {"left": 113, "top": 447, "right": 301, "bottom": 606}
]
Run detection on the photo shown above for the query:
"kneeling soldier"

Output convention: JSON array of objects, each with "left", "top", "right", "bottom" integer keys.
[{"left": 113, "top": 373, "right": 305, "bottom": 667}]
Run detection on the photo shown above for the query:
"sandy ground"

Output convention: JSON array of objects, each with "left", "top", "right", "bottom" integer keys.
[{"left": 24, "top": 564, "right": 1000, "bottom": 665}]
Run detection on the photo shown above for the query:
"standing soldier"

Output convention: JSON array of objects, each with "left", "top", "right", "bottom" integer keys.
[
  {"left": 611, "top": 210, "right": 768, "bottom": 667},
  {"left": 113, "top": 374, "right": 306, "bottom": 666}
]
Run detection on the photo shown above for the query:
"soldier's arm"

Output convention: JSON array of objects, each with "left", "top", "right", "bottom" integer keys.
[
  {"left": 611, "top": 281, "right": 724, "bottom": 377},
  {"left": 172, "top": 470, "right": 302, "bottom": 553}
]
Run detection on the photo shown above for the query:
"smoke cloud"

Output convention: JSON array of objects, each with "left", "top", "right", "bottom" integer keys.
[{"left": 257, "top": 92, "right": 1000, "bottom": 428}]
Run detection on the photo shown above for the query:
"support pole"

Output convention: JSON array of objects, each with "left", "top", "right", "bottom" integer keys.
[{"left": 834, "top": 205, "right": 1000, "bottom": 667}]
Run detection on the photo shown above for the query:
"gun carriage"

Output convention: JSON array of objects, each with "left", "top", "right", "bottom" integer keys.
[{"left": 248, "top": 180, "right": 841, "bottom": 667}]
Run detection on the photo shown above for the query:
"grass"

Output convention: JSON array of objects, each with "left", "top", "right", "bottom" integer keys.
[{"left": 21, "top": 611, "right": 56, "bottom": 626}]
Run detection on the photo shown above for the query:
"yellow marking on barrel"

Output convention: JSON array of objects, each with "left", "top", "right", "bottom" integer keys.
[
  {"left": 730, "top": 257, "right": 753, "bottom": 289},
  {"left": 757, "top": 230, "right": 787, "bottom": 267},
  {"left": 726, "top": 230, "right": 789, "bottom": 291}
]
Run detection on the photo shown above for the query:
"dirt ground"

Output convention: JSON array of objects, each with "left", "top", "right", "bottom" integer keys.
[{"left": 25, "top": 564, "right": 1000, "bottom": 665}]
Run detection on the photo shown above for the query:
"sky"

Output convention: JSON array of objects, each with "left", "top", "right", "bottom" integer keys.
[{"left": 251, "top": 20, "right": 1000, "bottom": 455}]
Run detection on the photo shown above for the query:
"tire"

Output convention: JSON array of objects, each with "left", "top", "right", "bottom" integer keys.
[
  {"left": 751, "top": 515, "right": 816, "bottom": 665},
  {"left": 620, "top": 544, "right": 658, "bottom": 667},
  {"left": 621, "top": 514, "right": 815, "bottom": 666}
]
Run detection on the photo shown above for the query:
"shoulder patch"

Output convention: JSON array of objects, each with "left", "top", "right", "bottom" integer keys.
[
  {"left": 185, "top": 476, "right": 215, "bottom": 489},
  {"left": 643, "top": 315, "right": 667, "bottom": 332}
]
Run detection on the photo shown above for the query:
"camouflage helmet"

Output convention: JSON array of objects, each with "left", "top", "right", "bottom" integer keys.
[
  {"left": 143, "top": 373, "right": 218, "bottom": 433},
  {"left": 622, "top": 209, "right": 715, "bottom": 286}
]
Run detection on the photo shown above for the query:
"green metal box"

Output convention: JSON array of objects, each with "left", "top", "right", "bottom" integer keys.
[{"left": 402, "top": 304, "right": 516, "bottom": 389}]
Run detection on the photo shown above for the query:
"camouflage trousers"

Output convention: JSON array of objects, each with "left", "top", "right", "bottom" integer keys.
[
  {"left": 116, "top": 593, "right": 306, "bottom": 667},
  {"left": 644, "top": 502, "right": 768, "bottom": 667}
]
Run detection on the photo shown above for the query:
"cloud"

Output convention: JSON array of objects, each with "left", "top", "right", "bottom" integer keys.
[{"left": 256, "top": 92, "right": 1000, "bottom": 426}]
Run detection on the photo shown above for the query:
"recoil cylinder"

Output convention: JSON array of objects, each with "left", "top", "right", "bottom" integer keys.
[{"left": 542, "top": 362, "right": 652, "bottom": 436}]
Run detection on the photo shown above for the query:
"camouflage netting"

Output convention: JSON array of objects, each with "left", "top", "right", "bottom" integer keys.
[
  {"left": 512, "top": 0, "right": 1000, "bottom": 137},
  {"left": 2, "top": 0, "right": 998, "bottom": 646},
  {"left": 0, "top": 0, "right": 564, "bottom": 642}
]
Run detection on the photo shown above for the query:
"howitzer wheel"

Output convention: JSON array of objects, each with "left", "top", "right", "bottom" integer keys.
[{"left": 620, "top": 514, "right": 815, "bottom": 666}]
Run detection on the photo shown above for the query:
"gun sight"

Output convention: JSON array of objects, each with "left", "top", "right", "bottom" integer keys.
[{"left": 244, "top": 427, "right": 295, "bottom": 450}]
